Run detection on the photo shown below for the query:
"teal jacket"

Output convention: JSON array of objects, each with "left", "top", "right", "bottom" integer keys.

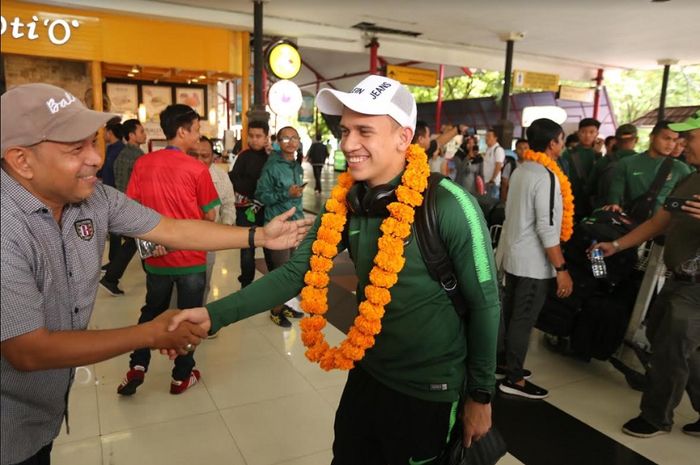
[{"left": 255, "top": 151, "right": 305, "bottom": 224}]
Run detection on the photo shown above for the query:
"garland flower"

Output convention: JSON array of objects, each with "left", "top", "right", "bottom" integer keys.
[
  {"left": 299, "top": 144, "right": 430, "bottom": 371},
  {"left": 522, "top": 149, "right": 575, "bottom": 242}
]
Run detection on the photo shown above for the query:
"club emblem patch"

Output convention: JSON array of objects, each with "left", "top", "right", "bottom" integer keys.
[{"left": 74, "top": 219, "right": 94, "bottom": 241}]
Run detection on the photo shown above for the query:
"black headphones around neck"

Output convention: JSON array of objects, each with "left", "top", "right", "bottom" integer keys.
[{"left": 346, "top": 182, "right": 397, "bottom": 217}]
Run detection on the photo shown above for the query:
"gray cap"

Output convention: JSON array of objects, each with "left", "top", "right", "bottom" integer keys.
[
  {"left": 316, "top": 75, "right": 417, "bottom": 132},
  {"left": 1, "top": 83, "right": 118, "bottom": 157}
]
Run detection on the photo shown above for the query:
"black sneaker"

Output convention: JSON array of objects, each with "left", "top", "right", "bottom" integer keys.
[
  {"left": 270, "top": 311, "right": 292, "bottom": 328},
  {"left": 682, "top": 419, "right": 700, "bottom": 437},
  {"left": 281, "top": 304, "right": 304, "bottom": 319},
  {"left": 622, "top": 416, "right": 668, "bottom": 438},
  {"left": 495, "top": 366, "right": 532, "bottom": 380},
  {"left": 99, "top": 277, "right": 124, "bottom": 296},
  {"left": 499, "top": 379, "right": 548, "bottom": 399}
]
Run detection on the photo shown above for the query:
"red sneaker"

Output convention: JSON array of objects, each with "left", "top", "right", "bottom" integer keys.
[
  {"left": 117, "top": 366, "right": 145, "bottom": 396},
  {"left": 170, "top": 369, "right": 201, "bottom": 395}
]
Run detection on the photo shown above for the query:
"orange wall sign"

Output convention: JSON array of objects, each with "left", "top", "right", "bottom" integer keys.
[{"left": 1, "top": 1, "right": 247, "bottom": 76}]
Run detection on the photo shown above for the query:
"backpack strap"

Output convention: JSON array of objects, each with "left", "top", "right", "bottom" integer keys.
[
  {"left": 547, "top": 168, "right": 556, "bottom": 226},
  {"left": 415, "top": 173, "right": 469, "bottom": 318},
  {"left": 645, "top": 156, "right": 674, "bottom": 202}
]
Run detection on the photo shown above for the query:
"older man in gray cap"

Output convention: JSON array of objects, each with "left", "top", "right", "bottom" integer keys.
[
  {"left": 0, "top": 83, "right": 311, "bottom": 465},
  {"left": 169, "top": 75, "right": 501, "bottom": 464}
]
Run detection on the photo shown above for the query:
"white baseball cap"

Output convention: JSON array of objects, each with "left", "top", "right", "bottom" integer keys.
[{"left": 316, "top": 75, "right": 417, "bottom": 132}]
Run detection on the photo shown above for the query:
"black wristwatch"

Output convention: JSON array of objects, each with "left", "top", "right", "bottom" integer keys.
[
  {"left": 555, "top": 263, "right": 568, "bottom": 272},
  {"left": 469, "top": 388, "right": 492, "bottom": 404},
  {"left": 248, "top": 226, "right": 257, "bottom": 249}
]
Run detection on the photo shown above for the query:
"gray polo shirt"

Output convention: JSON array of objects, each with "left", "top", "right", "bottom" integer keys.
[
  {"left": 0, "top": 168, "right": 161, "bottom": 465},
  {"left": 500, "top": 161, "right": 563, "bottom": 280}
]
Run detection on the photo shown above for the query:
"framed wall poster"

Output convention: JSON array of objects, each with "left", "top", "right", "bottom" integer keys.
[
  {"left": 148, "top": 139, "right": 168, "bottom": 153},
  {"left": 142, "top": 85, "right": 172, "bottom": 121},
  {"left": 105, "top": 82, "right": 138, "bottom": 116},
  {"left": 175, "top": 87, "right": 205, "bottom": 117}
]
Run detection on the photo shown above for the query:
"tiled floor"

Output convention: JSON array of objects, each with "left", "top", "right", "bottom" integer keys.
[{"left": 51, "top": 164, "right": 696, "bottom": 465}]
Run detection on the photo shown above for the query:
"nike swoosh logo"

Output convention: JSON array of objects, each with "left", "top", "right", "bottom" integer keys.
[
  {"left": 349, "top": 230, "right": 360, "bottom": 236},
  {"left": 632, "top": 171, "right": 644, "bottom": 176},
  {"left": 408, "top": 457, "right": 437, "bottom": 465}
]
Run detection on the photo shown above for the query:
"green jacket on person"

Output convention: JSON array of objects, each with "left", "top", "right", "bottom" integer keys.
[{"left": 255, "top": 151, "right": 305, "bottom": 224}]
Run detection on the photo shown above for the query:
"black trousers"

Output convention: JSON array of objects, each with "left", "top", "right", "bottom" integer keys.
[
  {"left": 128, "top": 271, "right": 205, "bottom": 380},
  {"left": 312, "top": 164, "right": 323, "bottom": 192},
  {"left": 14, "top": 442, "right": 52, "bottom": 465},
  {"left": 108, "top": 233, "right": 121, "bottom": 262},
  {"left": 104, "top": 237, "right": 137, "bottom": 284},
  {"left": 235, "top": 206, "right": 265, "bottom": 288},
  {"left": 332, "top": 366, "right": 457, "bottom": 465},
  {"left": 497, "top": 273, "right": 550, "bottom": 383}
]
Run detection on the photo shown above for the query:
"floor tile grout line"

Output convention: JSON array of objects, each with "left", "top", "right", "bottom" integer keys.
[
  {"left": 268, "top": 448, "right": 333, "bottom": 465},
  {"left": 97, "top": 405, "right": 220, "bottom": 438}
]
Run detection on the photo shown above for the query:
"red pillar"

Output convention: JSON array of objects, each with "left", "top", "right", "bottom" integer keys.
[
  {"left": 369, "top": 38, "right": 379, "bottom": 75},
  {"left": 262, "top": 67, "right": 269, "bottom": 105},
  {"left": 435, "top": 64, "right": 445, "bottom": 132},
  {"left": 315, "top": 80, "right": 320, "bottom": 136},
  {"left": 592, "top": 68, "right": 604, "bottom": 120}
]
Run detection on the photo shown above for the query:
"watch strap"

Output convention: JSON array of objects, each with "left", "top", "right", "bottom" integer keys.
[
  {"left": 469, "top": 388, "right": 492, "bottom": 404},
  {"left": 248, "top": 226, "right": 256, "bottom": 249}
]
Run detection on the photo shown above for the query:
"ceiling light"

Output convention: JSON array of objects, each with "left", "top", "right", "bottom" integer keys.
[
  {"left": 191, "top": 78, "right": 199, "bottom": 83},
  {"left": 198, "top": 74, "right": 206, "bottom": 80},
  {"left": 131, "top": 66, "right": 140, "bottom": 74},
  {"left": 127, "top": 73, "right": 134, "bottom": 77}
]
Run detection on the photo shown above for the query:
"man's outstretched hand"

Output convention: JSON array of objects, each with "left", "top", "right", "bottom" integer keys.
[
  {"left": 263, "top": 207, "right": 314, "bottom": 250},
  {"left": 159, "top": 307, "right": 212, "bottom": 359},
  {"left": 149, "top": 309, "right": 207, "bottom": 357}
]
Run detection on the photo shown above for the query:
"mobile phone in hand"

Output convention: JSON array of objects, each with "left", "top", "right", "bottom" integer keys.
[
  {"left": 300, "top": 182, "right": 308, "bottom": 188},
  {"left": 136, "top": 239, "right": 159, "bottom": 259},
  {"left": 664, "top": 197, "right": 693, "bottom": 212}
]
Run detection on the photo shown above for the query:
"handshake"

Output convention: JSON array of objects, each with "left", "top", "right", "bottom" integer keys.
[{"left": 149, "top": 308, "right": 212, "bottom": 359}]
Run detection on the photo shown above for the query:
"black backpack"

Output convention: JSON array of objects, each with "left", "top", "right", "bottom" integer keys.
[
  {"left": 595, "top": 154, "right": 620, "bottom": 208},
  {"left": 414, "top": 173, "right": 470, "bottom": 317},
  {"left": 564, "top": 209, "right": 639, "bottom": 285},
  {"left": 342, "top": 173, "right": 488, "bottom": 318}
]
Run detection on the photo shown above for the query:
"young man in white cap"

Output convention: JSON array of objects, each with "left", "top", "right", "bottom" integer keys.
[
  {"left": 0, "top": 83, "right": 311, "bottom": 465},
  {"left": 170, "top": 75, "right": 500, "bottom": 464}
]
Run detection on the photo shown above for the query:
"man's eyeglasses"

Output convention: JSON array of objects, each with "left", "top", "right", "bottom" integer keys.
[{"left": 279, "top": 136, "right": 300, "bottom": 144}]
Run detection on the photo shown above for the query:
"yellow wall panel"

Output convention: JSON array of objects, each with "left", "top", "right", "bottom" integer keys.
[{"left": 1, "top": 1, "right": 245, "bottom": 75}]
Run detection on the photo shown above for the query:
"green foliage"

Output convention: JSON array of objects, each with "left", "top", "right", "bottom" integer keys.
[
  {"left": 408, "top": 69, "right": 505, "bottom": 103},
  {"left": 605, "top": 66, "right": 700, "bottom": 125},
  {"left": 293, "top": 111, "right": 332, "bottom": 140},
  {"left": 405, "top": 65, "right": 700, "bottom": 132}
]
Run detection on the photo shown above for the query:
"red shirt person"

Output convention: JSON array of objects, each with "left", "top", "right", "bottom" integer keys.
[{"left": 119, "top": 104, "right": 220, "bottom": 397}]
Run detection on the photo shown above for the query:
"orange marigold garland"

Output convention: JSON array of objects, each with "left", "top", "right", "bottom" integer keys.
[
  {"left": 299, "top": 144, "right": 429, "bottom": 370},
  {"left": 522, "top": 149, "right": 575, "bottom": 241}
]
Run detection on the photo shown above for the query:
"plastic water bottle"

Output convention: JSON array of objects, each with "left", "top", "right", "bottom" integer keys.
[{"left": 590, "top": 242, "right": 608, "bottom": 279}]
